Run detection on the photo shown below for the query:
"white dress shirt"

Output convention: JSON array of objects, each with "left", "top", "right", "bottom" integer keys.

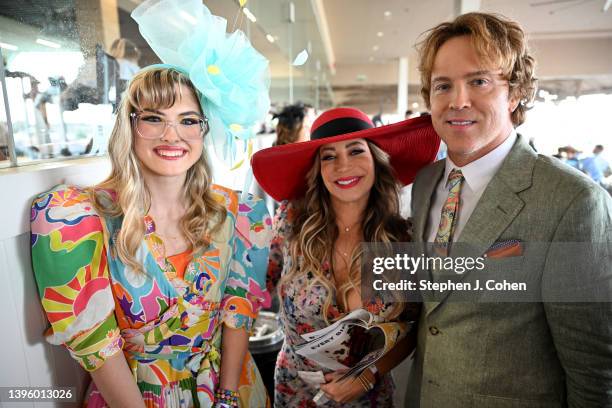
[{"left": 426, "top": 130, "right": 517, "bottom": 243}]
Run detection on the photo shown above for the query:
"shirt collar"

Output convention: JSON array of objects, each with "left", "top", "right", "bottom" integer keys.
[{"left": 443, "top": 128, "right": 517, "bottom": 193}]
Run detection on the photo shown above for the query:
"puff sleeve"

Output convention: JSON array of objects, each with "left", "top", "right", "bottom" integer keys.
[
  {"left": 221, "top": 195, "right": 272, "bottom": 331},
  {"left": 30, "top": 185, "right": 123, "bottom": 371}
]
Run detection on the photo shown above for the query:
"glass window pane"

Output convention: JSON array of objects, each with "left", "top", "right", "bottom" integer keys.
[
  {"left": 0, "top": 0, "right": 337, "bottom": 168},
  {"left": 0, "top": 2, "right": 139, "bottom": 165},
  {"left": 3, "top": 51, "right": 117, "bottom": 164}
]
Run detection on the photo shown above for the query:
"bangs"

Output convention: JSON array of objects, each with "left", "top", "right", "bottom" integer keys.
[
  {"left": 127, "top": 68, "right": 200, "bottom": 113},
  {"left": 470, "top": 36, "right": 515, "bottom": 79}
]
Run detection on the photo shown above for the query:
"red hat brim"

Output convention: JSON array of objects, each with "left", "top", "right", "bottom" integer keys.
[{"left": 252, "top": 115, "right": 441, "bottom": 202}]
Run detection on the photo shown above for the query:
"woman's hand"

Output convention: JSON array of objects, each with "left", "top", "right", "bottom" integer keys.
[{"left": 318, "top": 370, "right": 369, "bottom": 404}]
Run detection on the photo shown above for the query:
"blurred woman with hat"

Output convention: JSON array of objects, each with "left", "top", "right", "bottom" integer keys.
[{"left": 252, "top": 107, "right": 440, "bottom": 406}]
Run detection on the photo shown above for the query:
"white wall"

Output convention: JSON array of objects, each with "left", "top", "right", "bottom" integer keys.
[
  {"left": 532, "top": 37, "right": 612, "bottom": 78},
  {"left": 0, "top": 157, "right": 110, "bottom": 408}
]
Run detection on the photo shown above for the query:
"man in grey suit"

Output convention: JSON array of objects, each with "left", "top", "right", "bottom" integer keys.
[{"left": 406, "top": 12, "right": 612, "bottom": 407}]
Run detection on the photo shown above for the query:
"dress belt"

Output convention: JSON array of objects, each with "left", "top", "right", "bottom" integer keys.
[{"left": 119, "top": 301, "right": 222, "bottom": 381}]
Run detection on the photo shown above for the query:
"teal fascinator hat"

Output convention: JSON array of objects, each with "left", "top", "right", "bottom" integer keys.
[{"left": 131, "top": 0, "right": 270, "bottom": 165}]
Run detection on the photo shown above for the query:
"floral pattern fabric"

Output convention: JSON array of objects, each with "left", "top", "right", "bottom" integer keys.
[
  {"left": 31, "top": 184, "right": 272, "bottom": 408},
  {"left": 267, "top": 201, "right": 414, "bottom": 408}
]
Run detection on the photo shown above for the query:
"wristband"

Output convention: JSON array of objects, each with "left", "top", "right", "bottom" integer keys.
[
  {"left": 357, "top": 372, "right": 374, "bottom": 392},
  {"left": 214, "top": 388, "right": 239, "bottom": 407},
  {"left": 368, "top": 365, "right": 381, "bottom": 383}
]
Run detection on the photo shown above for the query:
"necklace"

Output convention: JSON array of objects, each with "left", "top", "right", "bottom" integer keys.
[
  {"left": 334, "top": 235, "right": 361, "bottom": 258},
  {"left": 335, "top": 219, "right": 362, "bottom": 258},
  {"left": 335, "top": 245, "right": 352, "bottom": 259},
  {"left": 337, "top": 219, "right": 361, "bottom": 233}
]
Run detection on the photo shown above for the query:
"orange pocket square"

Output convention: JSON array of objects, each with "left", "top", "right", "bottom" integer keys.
[{"left": 484, "top": 239, "right": 524, "bottom": 259}]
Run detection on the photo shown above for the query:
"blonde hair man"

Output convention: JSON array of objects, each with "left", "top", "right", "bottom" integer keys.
[{"left": 407, "top": 12, "right": 612, "bottom": 408}]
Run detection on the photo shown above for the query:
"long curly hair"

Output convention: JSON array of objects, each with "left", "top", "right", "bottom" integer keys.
[
  {"left": 91, "top": 67, "right": 227, "bottom": 274},
  {"left": 417, "top": 12, "right": 537, "bottom": 126},
  {"left": 280, "top": 142, "right": 410, "bottom": 322}
]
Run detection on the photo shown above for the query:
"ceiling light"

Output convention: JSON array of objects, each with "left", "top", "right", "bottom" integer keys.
[
  {"left": 36, "top": 38, "right": 61, "bottom": 48},
  {"left": 384, "top": 11, "right": 392, "bottom": 18},
  {"left": 243, "top": 7, "right": 257, "bottom": 23},
  {"left": 372, "top": 45, "right": 379, "bottom": 51},
  {"left": 0, "top": 42, "right": 18, "bottom": 51},
  {"left": 412, "top": 102, "right": 419, "bottom": 109},
  {"left": 377, "top": 31, "right": 384, "bottom": 37},
  {"left": 266, "top": 34, "right": 275, "bottom": 43}
]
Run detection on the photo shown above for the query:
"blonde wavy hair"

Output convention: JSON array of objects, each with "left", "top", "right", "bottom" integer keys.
[
  {"left": 417, "top": 12, "right": 537, "bottom": 126},
  {"left": 280, "top": 142, "right": 410, "bottom": 323},
  {"left": 91, "top": 67, "right": 227, "bottom": 274}
]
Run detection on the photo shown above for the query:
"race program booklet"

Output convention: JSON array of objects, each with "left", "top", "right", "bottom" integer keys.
[{"left": 295, "top": 308, "right": 409, "bottom": 381}]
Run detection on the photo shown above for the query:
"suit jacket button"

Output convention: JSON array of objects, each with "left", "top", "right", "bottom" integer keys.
[{"left": 429, "top": 326, "right": 440, "bottom": 335}]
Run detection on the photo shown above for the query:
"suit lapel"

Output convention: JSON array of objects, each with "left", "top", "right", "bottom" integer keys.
[
  {"left": 413, "top": 160, "right": 445, "bottom": 243},
  {"left": 426, "top": 134, "right": 537, "bottom": 314},
  {"left": 411, "top": 161, "right": 444, "bottom": 314}
]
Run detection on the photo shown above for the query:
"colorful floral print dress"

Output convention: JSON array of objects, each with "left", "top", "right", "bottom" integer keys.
[
  {"left": 267, "top": 202, "right": 417, "bottom": 408},
  {"left": 31, "top": 184, "right": 272, "bottom": 408}
]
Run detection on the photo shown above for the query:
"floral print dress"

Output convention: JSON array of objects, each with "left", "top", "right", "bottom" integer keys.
[
  {"left": 267, "top": 202, "right": 415, "bottom": 408},
  {"left": 31, "top": 184, "right": 272, "bottom": 408}
]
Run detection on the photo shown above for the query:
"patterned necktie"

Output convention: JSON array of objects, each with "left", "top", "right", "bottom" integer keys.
[{"left": 434, "top": 169, "right": 464, "bottom": 252}]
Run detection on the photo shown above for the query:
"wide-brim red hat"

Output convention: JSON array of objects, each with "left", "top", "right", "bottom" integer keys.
[{"left": 252, "top": 107, "right": 441, "bottom": 201}]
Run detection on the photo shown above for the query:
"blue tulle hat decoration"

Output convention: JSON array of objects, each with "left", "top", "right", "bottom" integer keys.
[{"left": 131, "top": 0, "right": 270, "bottom": 165}]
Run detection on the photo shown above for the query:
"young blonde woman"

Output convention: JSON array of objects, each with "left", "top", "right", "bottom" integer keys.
[
  {"left": 253, "top": 107, "right": 441, "bottom": 406},
  {"left": 30, "top": 1, "right": 271, "bottom": 407}
]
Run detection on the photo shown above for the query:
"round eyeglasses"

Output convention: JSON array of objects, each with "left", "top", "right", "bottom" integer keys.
[{"left": 130, "top": 112, "right": 210, "bottom": 141}]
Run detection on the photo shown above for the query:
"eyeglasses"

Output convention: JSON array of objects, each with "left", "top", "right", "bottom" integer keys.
[{"left": 130, "top": 112, "right": 209, "bottom": 141}]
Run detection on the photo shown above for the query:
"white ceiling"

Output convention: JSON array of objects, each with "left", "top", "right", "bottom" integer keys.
[
  {"left": 323, "top": 0, "right": 612, "bottom": 65},
  {"left": 319, "top": 0, "right": 612, "bottom": 112},
  {"left": 323, "top": 0, "right": 455, "bottom": 65}
]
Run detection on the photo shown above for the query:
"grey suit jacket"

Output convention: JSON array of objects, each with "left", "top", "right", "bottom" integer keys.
[{"left": 405, "top": 134, "right": 612, "bottom": 408}]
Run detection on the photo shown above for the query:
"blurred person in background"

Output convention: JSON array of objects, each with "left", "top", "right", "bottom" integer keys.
[
  {"left": 109, "top": 38, "right": 142, "bottom": 82},
  {"left": 272, "top": 102, "right": 313, "bottom": 146},
  {"left": 562, "top": 145, "right": 582, "bottom": 170},
  {"left": 581, "top": 144, "right": 611, "bottom": 186},
  {"left": 0, "top": 122, "right": 8, "bottom": 161}
]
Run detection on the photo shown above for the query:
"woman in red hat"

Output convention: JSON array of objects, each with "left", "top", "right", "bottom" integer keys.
[{"left": 252, "top": 107, "right": 440, "bottom": 406}]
